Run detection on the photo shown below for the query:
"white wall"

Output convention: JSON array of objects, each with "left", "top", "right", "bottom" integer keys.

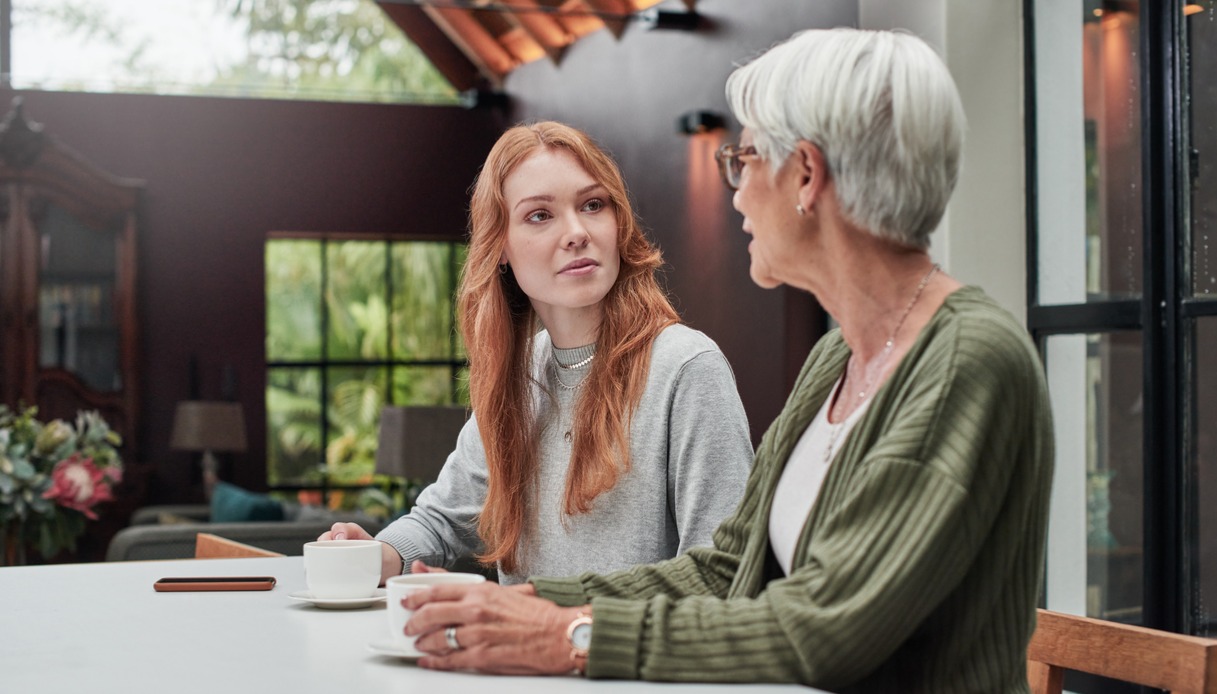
[{"left": 860, "top": 0, "right": 1027, "bottom": 322}]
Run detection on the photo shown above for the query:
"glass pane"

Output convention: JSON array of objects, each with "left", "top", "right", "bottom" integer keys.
[
  {"left": 1044, "top": 331, "right": 1143, "bottom": 623},
  {"left": 36, "top": 203, "right": 120, "bottom": 390},
  {"left": 1190, "top": 318, "right": 1217, "bottom": 634},
  {"left": 327, "top": 241, "right": 387, "bottom": 361},
  {"left": 1036, "top": 1, "right": 1143, "bottom": 304},
  {"left": 11, "top": 0, "right": 458, "bottom": 104},
  {"left": 1189, "top": 5, "right": 1217, "bottom": 297},
  {"left": 391, "top": 242, "right": 455, "bottom": 360},
  {"left": 266, "top": 239, "right": 322, "bottom": 361},
  {"left": 391, "top": 366, "right": 460, "bottom": 406},
  {"left": 266, "top": 367, "right": 323, "bottom": 486},
  {"left": 325, "top": 366, "right": 386, "bottom": 486}
]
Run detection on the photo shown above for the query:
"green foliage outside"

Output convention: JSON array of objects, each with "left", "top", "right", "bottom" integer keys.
[
  {"left": 14, "top": 0, "right": 459, "bottom": 104},
  {"left": 266, "top": 239, "right": 467, "bottom": 514}
]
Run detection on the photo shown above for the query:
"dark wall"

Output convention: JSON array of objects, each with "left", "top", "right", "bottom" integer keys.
[
  {"left": 0, "top": 88, "right": 504, "bottom": 503},
  {"left": 504, "top": 0, "right": 855, "bottom": 442}
]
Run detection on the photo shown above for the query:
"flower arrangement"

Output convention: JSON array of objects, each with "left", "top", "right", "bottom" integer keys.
[{"left": 0, "top": 405, "right": 123, "bottom": 564}]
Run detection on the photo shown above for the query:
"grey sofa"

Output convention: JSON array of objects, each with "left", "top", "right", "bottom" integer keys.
[{"left": 105, "top": 504, "right": 387, "bottom": 561}]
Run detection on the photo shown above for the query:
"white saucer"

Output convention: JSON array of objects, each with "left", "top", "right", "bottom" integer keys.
[
  {"left": 367, "top": 638, "right": 424, "bottom": 660},
  {"left": 288, "top": 588, "right": 386, "bottom": 609}
]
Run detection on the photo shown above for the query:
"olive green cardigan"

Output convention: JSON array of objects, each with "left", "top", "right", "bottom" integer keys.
[{"left": 531, "top": 287, "right": 1054, "bottom": 693}]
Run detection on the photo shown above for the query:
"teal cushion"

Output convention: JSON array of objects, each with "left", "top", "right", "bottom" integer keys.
[{"left": 210, "top": 481, "right": 285, "bottom": 523}]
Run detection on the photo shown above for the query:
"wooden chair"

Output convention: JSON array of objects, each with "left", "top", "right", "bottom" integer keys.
[
  {"left": 194, "top": 532, "right": 285, "bottom": 559},
  {"left": 1028, "top": 608, "right": 1217, "bottom": 694}
]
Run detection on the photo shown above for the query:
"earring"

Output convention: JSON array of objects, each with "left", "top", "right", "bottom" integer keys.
[
  {"left": 499, "top": 264, "right": 509, "bottom": 274},
  {"left": 796, "top": 204, "right": 806, "bottom": 216}
]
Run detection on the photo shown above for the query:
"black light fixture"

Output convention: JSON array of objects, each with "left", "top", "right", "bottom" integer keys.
[
  {"left": 677, "top": 110, "right": 725, "bottom": 136},
  {"left": 640, "top": 8, "right": 702, "bottom": 31}
]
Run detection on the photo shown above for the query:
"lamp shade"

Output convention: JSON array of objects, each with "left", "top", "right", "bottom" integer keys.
[
  {"left": 170, "top": 401, "right": 247, "bottom": 453},
  {"left": 375, "top": 406, "right": 468, "bottom": 483}
]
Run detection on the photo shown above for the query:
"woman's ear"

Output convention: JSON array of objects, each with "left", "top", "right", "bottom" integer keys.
[{"left": 794, "top": 141, "right": 829, "bottom": 213}]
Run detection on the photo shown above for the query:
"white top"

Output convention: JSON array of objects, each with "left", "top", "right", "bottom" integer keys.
[
  {"left": 768, "top": 376, "right": 871, "bottom": 575},
  {"left": 0, "top": 556, "right": 814, "bottom": 694}
]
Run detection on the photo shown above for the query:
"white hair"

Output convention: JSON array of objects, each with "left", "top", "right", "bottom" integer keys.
[{"left": 726, "top": 28, "right": 966, "bottom": 249}]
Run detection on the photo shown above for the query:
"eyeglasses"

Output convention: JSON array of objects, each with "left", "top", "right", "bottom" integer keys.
[{"left": 714, "top": 143, "right": 757, "bottom": 191}]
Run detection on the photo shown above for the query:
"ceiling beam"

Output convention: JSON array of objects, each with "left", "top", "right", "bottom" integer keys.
[
  {"left": 376, "top": 2, "right": 483, "bottom": 91},
  {"left": 422, "top": 5, "right": 518, "bottom": 86},
  {"left": 501, "top": 0, "right": 573, "bottom": 63}
]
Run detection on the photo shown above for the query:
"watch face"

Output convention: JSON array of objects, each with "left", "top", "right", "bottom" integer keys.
[{"left": 571, "top": 622, "right": 593, "bottom": 650}]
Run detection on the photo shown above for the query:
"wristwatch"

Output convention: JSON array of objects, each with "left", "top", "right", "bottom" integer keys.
[{"left": 566, "top": 610, "right": 593, "bottom": 674}]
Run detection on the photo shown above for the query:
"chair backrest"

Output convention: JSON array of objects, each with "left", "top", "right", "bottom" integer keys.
[
  {"left": 1028, "top": 608, "right": 1217, "bottom": 694},
  {"left": 194, "top": 532, "right": 284, "bottom": 559}
]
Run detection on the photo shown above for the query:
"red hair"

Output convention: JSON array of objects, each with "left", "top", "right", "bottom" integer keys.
[{"left": 459, "top": 122, "right": 678, "bottom": 573}]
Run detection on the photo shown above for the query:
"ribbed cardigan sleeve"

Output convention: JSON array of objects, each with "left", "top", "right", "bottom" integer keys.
[{"left": 531, "top": 288, "right": 1053, "bottom": 693}]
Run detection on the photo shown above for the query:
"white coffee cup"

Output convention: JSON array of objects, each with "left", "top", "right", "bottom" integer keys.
[
  {"left": 302, "top": 540, "right": 382, "bottom": 599},
  {"left": 386, "top": 573, "right": 487, "bottom": 654}
]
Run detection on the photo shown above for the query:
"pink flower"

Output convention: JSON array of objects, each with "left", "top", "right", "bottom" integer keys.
[{"left": 42, "top": 454, "right": 115, "bottom": 520}]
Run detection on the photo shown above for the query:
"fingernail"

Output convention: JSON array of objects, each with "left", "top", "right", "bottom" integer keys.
[{"left": 334, "top": 532, "right": 346, "bottom": 540}]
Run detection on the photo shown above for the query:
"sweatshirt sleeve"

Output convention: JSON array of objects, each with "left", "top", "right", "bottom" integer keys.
[
  {"left": 374, "top": 414, "right": 488, "bottom": 572},
  {"left": 665, "top": 349, "right": 753, "bottom": 554}
]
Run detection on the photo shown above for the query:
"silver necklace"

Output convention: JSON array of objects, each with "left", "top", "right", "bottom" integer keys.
[
  {"left": 552, "top": 348, "right": 593, "bottom": 391},
  {"left": 823, "top": 263, "right": 940, "bottom": 464}
]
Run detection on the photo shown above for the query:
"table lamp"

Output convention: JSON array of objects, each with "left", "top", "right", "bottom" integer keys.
[
  {"left": 170, "top": 401, "right": 247, "bottom": 494},
  {"left": 374, "top": 405, "right": 468, "bottom": 486}
]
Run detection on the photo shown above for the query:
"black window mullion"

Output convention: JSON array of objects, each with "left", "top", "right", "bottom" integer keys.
[
  {"left": 1023, "top": 0, "right": 1040, "bottom": 313},
  {"left": 318, "top": 239, "right": 331, "bottom": 482},
  {"left": 1140, "top": 0, "right": 1185, "bottom": 635}
]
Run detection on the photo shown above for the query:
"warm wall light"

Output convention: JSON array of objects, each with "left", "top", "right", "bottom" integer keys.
[
  {"left": 1184, "top": 4, "right": 1203, "bottom": 16},
  {"left": 677, "top": 110, "right": 725, "bottom": 136}
]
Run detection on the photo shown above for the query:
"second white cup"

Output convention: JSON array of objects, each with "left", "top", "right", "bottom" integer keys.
[{"left": 386, "top": 573, "right": 487, "bottom": 654}]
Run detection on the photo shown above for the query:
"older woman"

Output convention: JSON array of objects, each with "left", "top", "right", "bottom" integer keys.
[{"left": 401, "top": 29, "right": 1054, "bottom": 693}]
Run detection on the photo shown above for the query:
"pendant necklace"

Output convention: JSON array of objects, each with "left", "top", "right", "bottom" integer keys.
[
  {"left": 823, "top": 264, "right": 940, "bottom": 465},
  {"left": 552, "top": 348, "right": 594, "bottom": 443}
]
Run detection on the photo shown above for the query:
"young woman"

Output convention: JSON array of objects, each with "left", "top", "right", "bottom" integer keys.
[{"left": 324, "top": 121, "right": 752, "bottom": 586}]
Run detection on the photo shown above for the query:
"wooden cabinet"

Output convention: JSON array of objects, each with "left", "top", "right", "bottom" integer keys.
[{"left": 0, "top": 99, "right": 142, "bottom": 458}]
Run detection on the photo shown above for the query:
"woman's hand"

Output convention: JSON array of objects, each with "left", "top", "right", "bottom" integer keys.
[
  {"left": 404, "top": 581, "right": 585, "bottom": 675},
  {"left": 317, "top": 523, "right": 403, "bottom": 586},
  {"left": 409, "top": 560, "right": 448, "bottom": 574},
  {"left": 317, "top": 522, "right": 373, "bottom": 542}
]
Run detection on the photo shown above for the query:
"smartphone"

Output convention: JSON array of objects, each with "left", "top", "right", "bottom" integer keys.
[{"left": 153, "top": 576, "right": 277, "bottom": 592}]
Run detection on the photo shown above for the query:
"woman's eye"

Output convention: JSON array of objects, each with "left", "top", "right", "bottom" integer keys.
[
  {"left": 525, "top": 210, "right": 552, "bottom": 223},
  {"left": 582, "top": 198, "right": 605, "bottom": 213}
]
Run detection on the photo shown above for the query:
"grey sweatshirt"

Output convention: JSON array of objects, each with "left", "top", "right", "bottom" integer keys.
[{"left": 375, "top": 324, "right": 753, "bottom": 585}]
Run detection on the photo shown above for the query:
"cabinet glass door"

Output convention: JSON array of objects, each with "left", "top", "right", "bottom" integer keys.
[{"left": 35, "top": 202, "right": 120, "bottom": 392}]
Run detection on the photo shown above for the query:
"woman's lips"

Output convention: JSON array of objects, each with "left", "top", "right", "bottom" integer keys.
[{"left": 560, "top": 258, "right": 598, "bottom": 275}]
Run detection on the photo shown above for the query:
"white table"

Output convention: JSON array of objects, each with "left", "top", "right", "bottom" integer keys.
[{"left": 0, "top": 557, "right": 817, "bottom": 694}]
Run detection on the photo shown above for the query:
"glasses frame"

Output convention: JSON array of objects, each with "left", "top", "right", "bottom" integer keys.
[{"left": 714, "top": 144, "right": 757, "bottom": 191}]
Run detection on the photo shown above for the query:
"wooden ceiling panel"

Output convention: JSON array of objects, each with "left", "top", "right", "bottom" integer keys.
[
  {"left": 378, "top": 0, "right": 691, "bottom": 89},
  {"left": 423, "top": 6, "right": 519, "bottom": 84},
  {"left": 502, "top": 0, "right": 573, "bottom": 60}
]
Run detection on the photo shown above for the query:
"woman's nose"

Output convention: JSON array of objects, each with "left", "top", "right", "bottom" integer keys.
[{"left": 562, "top": 216, "right": 590, "bottom": 248}]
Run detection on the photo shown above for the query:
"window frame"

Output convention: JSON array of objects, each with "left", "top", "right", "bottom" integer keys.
[
  {"left": 264, "top": 232, "right": 468, "bottom": 495},
  {"left": 1024, "top": 0, "right": 1190, "bottom": 634}
]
